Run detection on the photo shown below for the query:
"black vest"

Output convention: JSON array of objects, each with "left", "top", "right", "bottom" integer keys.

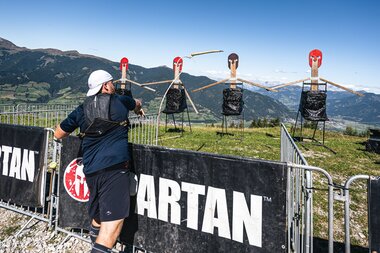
[{"left": 81, "top": 94, "right": 128, "bottom": 137}]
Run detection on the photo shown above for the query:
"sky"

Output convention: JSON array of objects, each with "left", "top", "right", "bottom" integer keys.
[{"left": 0, "top": 0, "right": 379, "bottom": 93}]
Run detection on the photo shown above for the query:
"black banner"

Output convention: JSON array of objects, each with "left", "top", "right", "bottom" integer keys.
[
  {"left": 58, "top": 136, "right": 90, "bottom": 229},
  {"left": 0, "top": 123, "right": 47, "bottom": 207},
  {"left": 124, "top": 145, "right": 287, "bottom": 253},
  {"left": 369, "top": 178, "right": 380, "bottom": 252},
  {"left": 58, "top": 138, "right": 287, "bottom": 252}
]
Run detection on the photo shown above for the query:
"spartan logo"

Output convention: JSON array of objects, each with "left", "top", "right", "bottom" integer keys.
[
  {"left": 0, "top": 145, "right": 37, "bottom": 182},
  {"left": 64, "top": 158, "right": 89, "bottom": 202}
]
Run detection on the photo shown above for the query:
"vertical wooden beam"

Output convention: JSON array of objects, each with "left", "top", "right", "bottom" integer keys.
[
  {"left": 121, "top": 65, "right": 127, "bottom": 90},
  {"left": 311, "top": 60, "right": 319, "bottom": 91},
  {"left": 230, "top": 61, "right": 237, "bottom": 89}
]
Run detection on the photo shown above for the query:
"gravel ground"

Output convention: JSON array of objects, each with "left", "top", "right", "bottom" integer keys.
[{"left": 0, "top": 208, "right": 91, "bottom": 253}]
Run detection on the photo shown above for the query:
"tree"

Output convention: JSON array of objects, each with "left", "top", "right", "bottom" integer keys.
[
  {"left": 262, "top": 118, "right": 268, "bottom": 127},
  {"left": 249, "top": 120, "right": 257, "bottom": 128},
  {"left": 257, "top": 118, "right": 262, "bottom": 128}
]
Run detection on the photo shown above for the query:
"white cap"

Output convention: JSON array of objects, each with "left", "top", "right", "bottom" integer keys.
[{"left": 87, "top": 70, "right": 113, "bottom": 96}]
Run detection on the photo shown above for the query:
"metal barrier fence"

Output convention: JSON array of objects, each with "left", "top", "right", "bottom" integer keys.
[
  {"left": 1, "top": 107, "right": 377, "bottom": 253},
  {"left": 0, "top": 128, "right": 56, "bottom": 236},
  {"left": 0, "top": 103, "right": 158, "bottom": 146},
  {"left": 343, "top": 175, "right": 370, "bottom": 253},
  {"left": 0, "top": 103, "right": 158, "bottom": 252},
  {"left": 281, "top": 123, "right": 378, "bottom": 253},
  {"left": 0, "top": 103, "right": 79, "bottom": 129},
  {"left": 281, "top": 123, "right": 313, "bottom": 253}
]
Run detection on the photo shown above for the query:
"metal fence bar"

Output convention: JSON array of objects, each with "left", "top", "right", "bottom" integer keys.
[
  {"left": 288, "top": 163, "right": 334, "bottom": 253},
  {"left": 281, "top": 124, "right": 313, "bottom": 253},
  {"left": 343, "top": 175, "right": 370, "bottom": 253},
  {"left": 128, "top": 114, "right": 158, "bottom": 145}
]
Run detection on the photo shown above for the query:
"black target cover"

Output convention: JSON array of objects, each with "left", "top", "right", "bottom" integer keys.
[
  {"left": 116, "top": 88, "right": 133, "bottom": 98},
  {"left": 222, "top": 88, "right": 244, "bottom": 116},
  {"left": 163, "top": 88, "right": 187, "bottom": 114},
  {"left": 300, "top": 90, "right": 327, "bottom": 121}
]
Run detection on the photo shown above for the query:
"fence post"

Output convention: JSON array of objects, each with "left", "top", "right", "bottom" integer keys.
[
  {"left": 288, "top": 163, "right": 335, "bottom": 253},
  {"left": 343, "top": 175, "right": 370, "bottom": 253}
]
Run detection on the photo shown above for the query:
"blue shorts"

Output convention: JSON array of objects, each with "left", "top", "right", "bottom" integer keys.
[{"left": 86, "top": 162, "right": 131, "bottom": 222}]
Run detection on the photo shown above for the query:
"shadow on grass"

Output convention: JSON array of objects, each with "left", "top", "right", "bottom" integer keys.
[{"left": 314, "top": 237, "right": 368, "bottom": 253}]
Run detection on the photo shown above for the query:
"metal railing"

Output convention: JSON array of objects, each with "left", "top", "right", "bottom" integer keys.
[
  {"left": 0, "top": 128, "right": 56, "bottom": 236},
  {"left": 343, "top": 175, "right": 371, "bottom": 253},
  {"left": 1, "top": 110, "right": 377, "bottom": 253},
  {"left": 281, "top": 123, "right": 313, "bottom": 253},
  {"left": 0, "top": 103, "right": 158, "bottom": 146},
  {"left": 0, "top": 103, "right": 78, "bottom": 129},
  {"left": 0, "top": 103, "right": 157, "bottom": 252}
]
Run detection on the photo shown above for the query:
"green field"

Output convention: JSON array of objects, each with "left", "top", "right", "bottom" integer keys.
[{"left": 157, "top": 124, "right": 380, "bottom": 247}]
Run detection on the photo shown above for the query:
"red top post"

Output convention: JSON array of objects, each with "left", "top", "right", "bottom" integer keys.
[
  {"left": 173, "top": 57, "right": 183, "bottom": 72},
  {"left": 120, "top": 57, "right": 129, "bottom": 71},
  {"left": 309, "top": 49, "right": 322, "bottom": 68}
]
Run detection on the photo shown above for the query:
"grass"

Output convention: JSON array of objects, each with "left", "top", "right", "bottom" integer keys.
[{"left": 157, "top": 124, "right": 380, "bottom": 247}]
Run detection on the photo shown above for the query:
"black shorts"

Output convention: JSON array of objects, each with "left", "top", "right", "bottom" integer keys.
[{"left": 86, "top": 163, "right": 131, "bottom": 222}]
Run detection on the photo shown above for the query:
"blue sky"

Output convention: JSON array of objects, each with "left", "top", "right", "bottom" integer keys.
[{"left": 1, "top": 0, "right": 379, "bottom": 93}]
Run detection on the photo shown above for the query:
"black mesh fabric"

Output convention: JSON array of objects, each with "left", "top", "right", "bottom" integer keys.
[
  {"left": 116, "top": 88, "right": 133, "bottom": 98},
  {"left": 222, "top": 88, "right": 243, "bottom": 116},
  {"left": 300, "top": 90, "right": 328, "bottom": 121},
  {"left": 163, "top": 88, "right": 187, "bottom": 114}
]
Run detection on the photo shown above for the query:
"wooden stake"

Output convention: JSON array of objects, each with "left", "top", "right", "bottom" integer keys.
[
  {"left": 183, "top": 87, "right": 199, "bottom": 114},
  {"left": 237, "top": 78, "right": 278, "bottom": 92},
  {"left": 270, "top": 78, "right": 311, "bottom": 90},
  {"left": 192, "top": 78, "right": 230, "bottom": 92},
  {"left": 125, "top": 78, "right": 156, "bottom": 92},
  {"left": 319, "top": 77, "right": 364, "bottom": 96},
  {"left": 141, "top": 80, "right": 173, "bottom": 86}
]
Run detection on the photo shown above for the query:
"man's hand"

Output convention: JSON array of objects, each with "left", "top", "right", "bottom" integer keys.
[
  {"left": 136, "top": 108, "right": 145, "bottom": 116},
  {"left": 134, "top": 99, "right": 144, "bottom": 116}
]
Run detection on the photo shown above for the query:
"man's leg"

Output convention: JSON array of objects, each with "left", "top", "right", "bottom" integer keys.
[
  {"left": 96, "top": 218, "right": 125, "bottom": 248},
  {"left": 91, "top": 167, "right": 130, "bottom": 252},
  {"left": 90, "top": 219, "right": 101, "bottom": 244}
]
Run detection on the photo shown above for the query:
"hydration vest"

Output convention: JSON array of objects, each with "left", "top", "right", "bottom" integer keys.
[{"left": 80, "top": 94, "right": 129, "bottom": 138}]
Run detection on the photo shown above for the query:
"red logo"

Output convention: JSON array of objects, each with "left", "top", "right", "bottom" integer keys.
[{"left": 64, "top": 158, "right": 90, "bottom": 202}]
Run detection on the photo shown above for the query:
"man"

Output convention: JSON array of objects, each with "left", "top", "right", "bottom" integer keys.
[{"left": 54, "top": 69, "right": 142, "bottom": 253}]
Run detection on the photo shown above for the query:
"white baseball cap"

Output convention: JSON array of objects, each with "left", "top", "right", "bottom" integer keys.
[{"left": 87, "top": 70, "right": 113, "bottom": 96}]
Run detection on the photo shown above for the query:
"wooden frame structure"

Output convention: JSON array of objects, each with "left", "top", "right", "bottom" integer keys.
[
  {"left": 192, "top": 53, "right": 276, "bottom": 136},
  {"left": 271, "top": 49, "right": 364, "bottom": 151},
  {"left": 113, "top": 57, "right": 156, "bottom": 96},
  {"left": 141, "top": 50, "right": 223, "bottom": 133}
]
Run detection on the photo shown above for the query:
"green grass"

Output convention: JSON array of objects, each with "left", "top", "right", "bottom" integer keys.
[
  {"left": 157, "top": 124, "right": 380, "bottom": 247},
  {"left": 158, "top": 125, "right": 281, "bottom": 160}
]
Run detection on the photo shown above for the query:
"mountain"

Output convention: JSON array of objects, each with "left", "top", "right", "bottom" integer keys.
[
  {"left": 0, "top": 37, "right": 291, "bottom": 121},
  {"left": 327, "top": 92, "right": 380, "bottom": 124},
  {"left": 254, "top": 85, "right": 380, "bottom": 124}
]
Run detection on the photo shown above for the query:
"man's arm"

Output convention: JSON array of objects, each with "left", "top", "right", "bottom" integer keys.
[{"left": 54, "top": 124, "right": 70, "bottom": 140}]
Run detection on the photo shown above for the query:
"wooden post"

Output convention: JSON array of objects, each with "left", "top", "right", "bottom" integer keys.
[
  {"left": 311, "top": 60, "right": 319, "bottom": 91},
  {"left": 121, "top": 66, "right": 127, "bottom": 90},
  {"left": 230, "top": 62, "right": 237, "bottom": 89},
  {"left": 120, "top": 57, "right": 129, "bottom": 90}
]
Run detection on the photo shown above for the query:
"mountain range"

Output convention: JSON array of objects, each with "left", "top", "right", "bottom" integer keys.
[
  {"left": 0, "top": 37, "right": 379, "bottom": 125},
  {"left": 254, "top": 86, "right": 380, "bottom": 124}
]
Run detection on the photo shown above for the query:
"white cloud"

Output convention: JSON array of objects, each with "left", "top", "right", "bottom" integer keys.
[{"left": 274, "top": 69, "right": 298, "bottom": 74}]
